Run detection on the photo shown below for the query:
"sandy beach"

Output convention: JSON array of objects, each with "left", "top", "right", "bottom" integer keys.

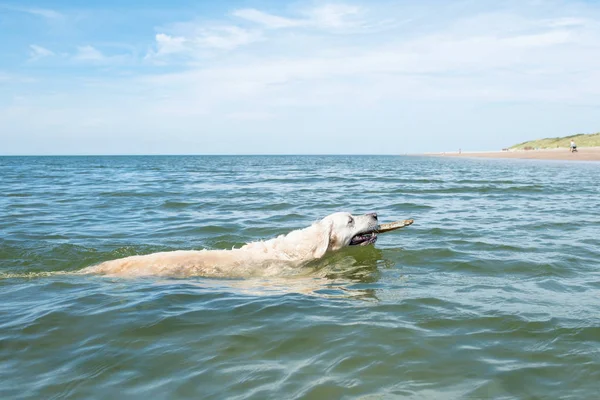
[{"left": 426, "top": 147, "right": 600, "bottom": 161}]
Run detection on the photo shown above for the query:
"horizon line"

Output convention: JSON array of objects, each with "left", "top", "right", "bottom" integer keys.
[{"left": 0, "top": 153, "right": 416, "bottom": 157}]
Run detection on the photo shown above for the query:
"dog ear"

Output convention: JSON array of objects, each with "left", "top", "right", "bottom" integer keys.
[{"left": 313, "top": 219, "right": 334, "bottom": 258}]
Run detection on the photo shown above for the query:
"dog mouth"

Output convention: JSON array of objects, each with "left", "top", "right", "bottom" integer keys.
[
  {"left": 349, "top": 229, "right": 378, "bottom": 246},
  {"left": 348, "top": 219, "right": 414, "bottom": 246}
]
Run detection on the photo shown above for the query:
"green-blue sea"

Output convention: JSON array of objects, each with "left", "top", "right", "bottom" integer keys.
[{"left": 1, "top": 155, "right": 599, "bottom": 399}]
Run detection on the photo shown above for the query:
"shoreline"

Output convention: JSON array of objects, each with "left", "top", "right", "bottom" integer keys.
[{"left": 422, "top": 147, "right": 600, "bottom": 161}]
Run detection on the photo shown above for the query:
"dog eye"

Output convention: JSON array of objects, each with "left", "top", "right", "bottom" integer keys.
[{"left": 347, "top": 217, "right": 354, "bottom": 225}]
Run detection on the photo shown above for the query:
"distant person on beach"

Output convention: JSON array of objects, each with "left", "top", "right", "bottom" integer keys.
[{"left": 570, "top": 140, "right": 577, "bottom": 152}]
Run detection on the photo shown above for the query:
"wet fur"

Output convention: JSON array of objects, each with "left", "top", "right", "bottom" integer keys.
[{"left": 82, "top": 212, "right": 378, "bottom": 278}]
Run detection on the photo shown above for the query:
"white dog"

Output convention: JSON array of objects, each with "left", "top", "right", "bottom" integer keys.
[{"left": 82, "top": 212, "right": 380, "bottom": 278}]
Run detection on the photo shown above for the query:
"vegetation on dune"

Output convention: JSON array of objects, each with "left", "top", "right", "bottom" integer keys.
[{"left": 510, "top": 132, "right": 600, "bottom": 150}]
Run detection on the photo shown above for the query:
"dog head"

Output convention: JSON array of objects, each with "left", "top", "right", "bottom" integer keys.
[{"left": 312, "top": 212, "right": 379, "bottom": 257}]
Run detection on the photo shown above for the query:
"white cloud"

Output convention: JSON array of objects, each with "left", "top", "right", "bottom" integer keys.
[
  {"left": 0, "top": 5, "right": 63, "bottom": 19},
  {"left": 74, "top": 45, "right": 105, "bottom": 62},
  {"left": 194, "top": 26, "right": 261, "bottom": 50},
  {"left": 134, "top": 7, "right": 600, "bottom": 121},
  {"left": 22, "top": 7, "right": 63, "bottom": 19},
  {"left": 4, "top": 1, "right": 600, "bottom": 154},
  {"left": 152, "top": 33, "right": 187, "bottom": 56},
  {"left": 232, "top": 8, "right": 303, "bottom": 29},
  {"left": 146, "top": 3, "right": 370, "bottom": 60},
  {"left": 146, "top": 3, "right": 375, "bottom": 61},
  {"left": 29, "top": 44, "right": 54, "bottom": 60},
  {"left": 232, "top": 4, "right": 365, "bottom": 31},
  {"left": 502, "top": 30, "right": 572, "bottom": 47},
  {"left": 308, "top": 4, "right": 361, "bottom": 29},
  {"left": 544, "top": 17, "right": 587, "bottom": 28},
  {"left": 147, "top": 25, "right": 261, "bottom": 59}
]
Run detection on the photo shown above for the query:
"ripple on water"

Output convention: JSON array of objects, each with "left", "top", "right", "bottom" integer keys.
[{"left": 1, "top": 155, "right": 600, "bottom": 398}]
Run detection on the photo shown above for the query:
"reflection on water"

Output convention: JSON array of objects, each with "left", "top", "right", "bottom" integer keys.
[
  {"left": 161, "top": 247, "right": 388, "bottom": 300},
  {"left": 0, "top": 245, "right": 387, "bottom": 301}
]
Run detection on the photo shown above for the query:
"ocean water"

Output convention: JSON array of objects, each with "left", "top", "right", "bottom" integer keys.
[{"left": 1, "top": 155, "right": 599, "bottom": 399}]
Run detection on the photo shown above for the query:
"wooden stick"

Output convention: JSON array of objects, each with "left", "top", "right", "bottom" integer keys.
[{"left": 376, "top": 219, "right": 414, "bottom": 233}]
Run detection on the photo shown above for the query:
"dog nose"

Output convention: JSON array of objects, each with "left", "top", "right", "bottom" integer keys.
[{"left": 367, "top": 212, "right": 378, "bottom": 220}]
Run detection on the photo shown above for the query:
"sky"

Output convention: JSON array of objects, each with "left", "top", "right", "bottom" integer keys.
[{"left": 1, "top": 0, "right": 599, "bottom": 155}]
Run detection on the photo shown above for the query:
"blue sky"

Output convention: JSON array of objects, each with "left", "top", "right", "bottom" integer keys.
[{"left": 1, "top": 0, "right": 599, "bottom": 154}]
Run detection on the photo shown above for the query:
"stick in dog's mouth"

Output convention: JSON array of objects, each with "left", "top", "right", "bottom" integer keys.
[{"left": 349, "top": 219, "right": 414, "bottom": 246}]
